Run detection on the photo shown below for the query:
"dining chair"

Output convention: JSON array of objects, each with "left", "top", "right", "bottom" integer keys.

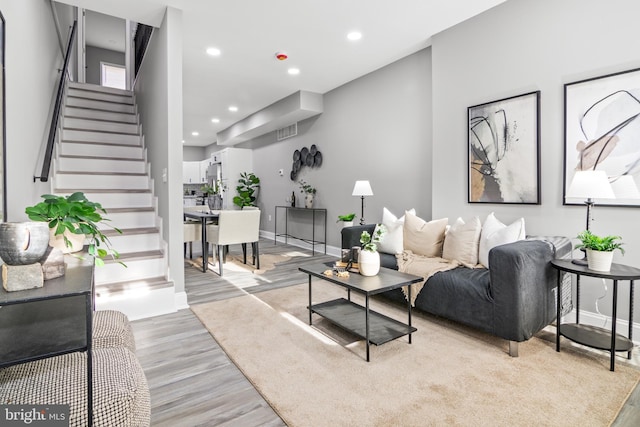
[
  {"left": 183, "top": 222, "right": 202, "bottom": 259},
  {"left": 206, "top": 209, "right": 260, "bottom": 276}
]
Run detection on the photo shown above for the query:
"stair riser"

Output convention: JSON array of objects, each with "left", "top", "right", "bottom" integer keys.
[
  {"left": 74, "top": 192, "right": 154, "bottom": 209},
  {"left": 94, "top": 257, "right": 166, "bottom": 285},
  {"left": 65, "top": 107, "right": 137, "bottom": 124},
  {"left": 56, "top": 157, "right": 146, "bottom": 174},
  {"left": 95, "top": 287, "right": 176, "bottom": 321},
  {"left": 66, "top": 97, "right": 136, "bottom": 114},
  {"left": 64, "top": 117, "right": 139, "bottom": 134},
  {"left": 67, "top": 88, "right": 133, "bottom": 105},
  {"left": 59, "top": 142, "right": 143, "bottom": 159},
  {"left": 55, "top": 173, "right": 149, "bottom": 191},
  {"left": 101, "top": 211, "right": 156, "bottom": 230},
  {"left": 68, "top": 81, "right": 132, "bottom": 97},
  {"left": 63, "top": 129, "right": 141, "bottom": 146},
  {"left": 106, "top": 232, "right": 162, "bottom": 252}
]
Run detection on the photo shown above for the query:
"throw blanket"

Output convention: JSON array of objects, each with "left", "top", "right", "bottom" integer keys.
[{"left": 396, "top": 250, "right": 461, "bottom": 306}]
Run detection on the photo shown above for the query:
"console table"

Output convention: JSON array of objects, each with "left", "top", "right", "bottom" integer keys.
[
  {"left": 0, "top": 256, "right": 95, "bottom": 425},
  {"left": 551, "top": 259, "right": 640, "bottom": 371},
  {"left": 274, "top": 206, "right": 327, "bottom": 255}
]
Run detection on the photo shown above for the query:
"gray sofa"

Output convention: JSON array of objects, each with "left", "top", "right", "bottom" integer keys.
[{"left": 342, "top": 224, "right": 572, "bottom": 356}]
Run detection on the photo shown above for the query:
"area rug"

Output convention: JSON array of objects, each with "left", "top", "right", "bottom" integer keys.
[
  {"left": 187, "top": 253, "right": 290, "bottom": 275},
  {"left": 191, "top": 283, "right": 640, "bottom": 427}
]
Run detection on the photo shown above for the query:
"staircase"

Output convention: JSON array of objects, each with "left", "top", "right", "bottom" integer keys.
[{"left": 51, "top": 81, "right": 176, "bottom": 320}]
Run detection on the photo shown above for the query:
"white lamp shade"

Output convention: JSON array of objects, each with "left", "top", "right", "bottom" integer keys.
[
  {"left": 566, "top": 171, "right": 615, "bottom": 199},
  {"left": 611, "top": 175, "right": 640, "bottom": 199},
  {"left": 352, "top": 180, "right": 373, "bottom": 197}
]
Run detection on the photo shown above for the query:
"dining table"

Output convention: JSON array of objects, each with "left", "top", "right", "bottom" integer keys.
[{"left": 183, "top": 210, "right": 219, "bottom": 272}]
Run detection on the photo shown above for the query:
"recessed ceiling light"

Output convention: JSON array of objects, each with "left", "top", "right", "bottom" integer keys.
[
  {"left": 347, "top": 31, "right": 362, "bottom": 41},
  {"left": 191, "top": 131, "right": 199, "bottom": 136},
  {"left": 211, "top": 118, "right": 220, "bottom": 123},
  {"left": 288, "top": 68, "right": 300, "bottom": 75},
  {"left": 228, "top": 106, "right": 238, "bottom": 112},
  {"left": 206, "top": 47, "right": 221, "bottom": 56}
]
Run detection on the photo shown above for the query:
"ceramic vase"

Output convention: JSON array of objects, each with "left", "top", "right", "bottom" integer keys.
[
  {"left": 341, "top": 221, "right": 354, "bottom": 228},
  {"left": 305, "top": 194, "right": 314, "bottom": 209},
  {"left": 208, "top": 194, "right": 223, "bottom": 210},
  {"left": 587, "top": 249, "right": 614, "bottom": 272},
  {"left": 359, "top": 250, "right": 380, "bottom": 276},
  {"left": 0, "top": 222, "right": 50, "bottom": 265}
]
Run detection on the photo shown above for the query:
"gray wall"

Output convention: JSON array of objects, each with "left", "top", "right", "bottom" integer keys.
[
  {"left": 246, "top": 48, "right": 432, "bottom": 249},
  {"left": 431, "top": 0, "right": 640, "bottom": 319},
  {"left": 134, "top": 7, "right": 184, "bottom": 295},
  {"left": 0, "top": 0, "right": 62, "bottom": 220},
  {"left": 183, "top": 145, "right": 206, "bottom": 161},
  {"left": 86, "top": 45, "right": 124, "bottom": 85}
]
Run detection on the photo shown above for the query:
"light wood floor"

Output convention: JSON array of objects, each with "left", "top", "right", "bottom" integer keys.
[{"left": 131, "top": 238, "right": 640, "bottom": 426}]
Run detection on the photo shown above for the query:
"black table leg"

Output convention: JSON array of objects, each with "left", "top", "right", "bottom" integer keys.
[
  {"left": 629, "top": 280, "right": 635, "bottom": 360},
  {"left": 365, "top": 295, "right": 370, "bottom": 362},
  {"left": 408, "top": 284, "right": 412, "bottom": 344},
  {"left": 611, "top": 280, "right": 618, "bottom": 372},
  {"left": 308, "top": 275, "right": 312, "bottom": 325},
  {"left": 556, "top": 269, "right": 561, "bottom": 352},
  {"left": 200, "top": 217, "right": 208, "bottom": 272}
]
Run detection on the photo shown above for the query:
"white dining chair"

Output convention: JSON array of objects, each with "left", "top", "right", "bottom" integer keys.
[
  {"left": 183, "top": 222, "right": 202, "bottom": 259},
  {"left": 206, "top": 209, "right": 260, "bottom": 276}
]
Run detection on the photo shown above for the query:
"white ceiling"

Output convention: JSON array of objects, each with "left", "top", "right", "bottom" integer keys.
[{"left": 58, "top": 0, "right": 507, "bottom": 147}]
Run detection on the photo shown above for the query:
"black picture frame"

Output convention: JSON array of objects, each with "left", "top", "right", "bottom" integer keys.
[
  {"left": 563, "top": 67, "right": 640, "bottom": 207},
  {"left": 468, "top": 91, "right": 541, "bottom": 204}
]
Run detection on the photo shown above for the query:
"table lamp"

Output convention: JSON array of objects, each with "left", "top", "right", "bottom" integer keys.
[
  {"left": 352, "top": 180, "right": 373, "bottom": 225},
  {"left": 566, "top": 170, "right": 615, "bottom": 265}
]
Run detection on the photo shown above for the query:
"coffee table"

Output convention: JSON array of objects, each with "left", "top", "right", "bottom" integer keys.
[{"left": 299, "top": 263, "right": 423, "bottom": 361}]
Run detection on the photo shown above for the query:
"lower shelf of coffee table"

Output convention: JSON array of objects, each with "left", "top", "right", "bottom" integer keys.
[{"left": 310, "top": 298, "right": 416, "bottom": 345}]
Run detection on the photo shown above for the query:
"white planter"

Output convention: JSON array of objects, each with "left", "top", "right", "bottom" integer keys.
[
  {"left": 341, "top": 221, "right": 354, "bottom": 228},
  {"left": 49, "top": 228, "right": 85, "bottom": 254},
  {"left": 305, "top": 194, "right": 314, "bottom": 209},
  {"left": 359, "top": 250, "right": 380, "bottom": 276},
  {"left": 586, "top": 249, "right": 614, "bottom": 272}
]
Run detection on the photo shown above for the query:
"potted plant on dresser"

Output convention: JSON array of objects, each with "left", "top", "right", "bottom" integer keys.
[{"left": 575, "top": 230, "right": 624, "bottom": 272}]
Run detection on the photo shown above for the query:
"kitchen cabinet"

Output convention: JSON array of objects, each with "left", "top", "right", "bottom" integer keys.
[
  {"left": 200, "top": 159, "right": 212, "bottom": 183},
  {"left": 183, "top": 161, "right": 200, "bottom": 184}
]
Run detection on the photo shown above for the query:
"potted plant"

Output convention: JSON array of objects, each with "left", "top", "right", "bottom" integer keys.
[
  {"left": 359, "top": 224, "right": 387, "bottom": 276},
  {"left": 233, "top": 172, "right": 260, "bottom": 208},
  {"left": 299, "top": 180, "right": 316, "bottom": 208},
  {"left": 575, "top": 230, "right": 624, "bottom": 272},
  {"left": 203, "top": 180, "right": 225, "bottom": 210},
  {"left": 337, "top": 213, "right": 356, "bottom": 228},
  {"left": 25, "top": 192, "right": 123, "bottom": 267}
]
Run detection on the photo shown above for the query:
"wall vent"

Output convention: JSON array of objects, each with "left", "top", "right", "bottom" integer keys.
[{"left": 276, "top": 123, "right": 298, "bottom": 141}]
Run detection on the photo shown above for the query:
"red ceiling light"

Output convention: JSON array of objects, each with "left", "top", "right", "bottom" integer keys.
[{"left": 275, "top": 52, "right": 288, "bottom": 61}]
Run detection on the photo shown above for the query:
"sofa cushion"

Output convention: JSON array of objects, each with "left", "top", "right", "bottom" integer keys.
[
  {"left": 403, "top": 213, "right": 448, "bottom": 257},
  {"left": 478, "top": 212, "right": 526, "bottom": 267},
  {"left": 376, "top": 207, "right": 415, "bottom": 254},
  {"left": 442, "top": 216, "right": 482, "bottom": 267}
]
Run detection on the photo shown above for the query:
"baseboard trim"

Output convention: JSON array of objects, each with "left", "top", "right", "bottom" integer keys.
[{"left": 259, "top": 230, "right": 341, "bottom": 257}]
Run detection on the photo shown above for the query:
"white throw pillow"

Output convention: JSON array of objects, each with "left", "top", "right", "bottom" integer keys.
[
  {"left": 403, "top": 212, "right": 448, "bottom": 257},
  {"left": 442, "top": 217, "right": 482, "bottom": 267},
  {"left": 376, "top": 207, "right": 416, "bottom": 254},
  {"left": 478, "top": 212, "right": 526, "bottom": 268}
]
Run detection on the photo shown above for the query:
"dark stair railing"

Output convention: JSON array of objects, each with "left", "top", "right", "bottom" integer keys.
[
  {"left": 134, "top": 23, "right": 153, "bottom": 78},
  {"left": 34, "top": 20, "right": 77, "bottom": 183}
]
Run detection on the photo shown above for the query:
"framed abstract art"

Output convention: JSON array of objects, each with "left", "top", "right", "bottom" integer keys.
[
  {"left": 564, "top": 67, "right": 640, "bottom": 207},
  {"left": 468, "top": 91, "right": 540, "bottom": 204}
]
